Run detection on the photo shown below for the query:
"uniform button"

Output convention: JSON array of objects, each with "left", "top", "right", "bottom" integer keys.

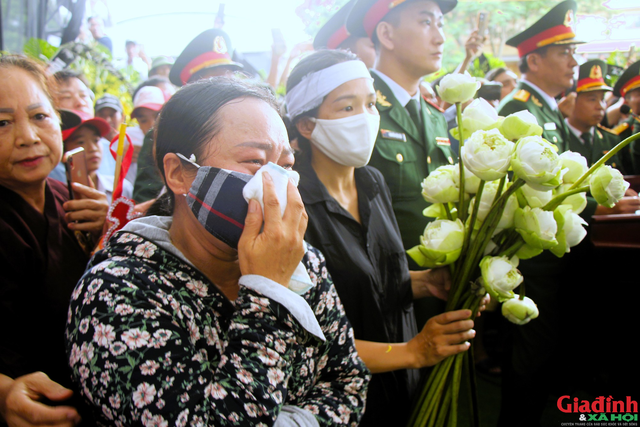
[
  {"left": 427, "top": 156, "right": 432, "bottom": 164},
  {"left": 396, "top": 153, "right": 404, "bottom": 163}
]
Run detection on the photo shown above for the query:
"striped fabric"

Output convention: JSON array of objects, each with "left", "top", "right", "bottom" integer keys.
[{"left": 186, "top": 166, "right": 252, "bottom": 249}]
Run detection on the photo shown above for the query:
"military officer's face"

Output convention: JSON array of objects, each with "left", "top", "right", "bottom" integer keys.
[
  {"left": 625, "top": 88, "right": 640, "bottom": 116},
  {"left": 530, "top": 45, "right": 578, "bottom": 94},
  {"left": 380, "top": 0, "right": 445, "bottom": 76},
  {"left": 573, "top": 90, "right": 606, "bottom": 128}
]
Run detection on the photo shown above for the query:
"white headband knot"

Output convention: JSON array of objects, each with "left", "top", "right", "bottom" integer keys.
[{"left": 285, "top": 60, "right": 373, "bottom": 120}]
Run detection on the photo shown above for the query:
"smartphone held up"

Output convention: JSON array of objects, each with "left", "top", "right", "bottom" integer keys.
[{"left": 63, "top": 147, "right": 91, "bottom": 200}]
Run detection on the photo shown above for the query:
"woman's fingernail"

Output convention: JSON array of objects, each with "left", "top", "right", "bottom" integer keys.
[
  {"left": 248, "top": 200, "right": 257, "bottom": 212},
  {"left": 263, "top": 171, "right": 272, "bottom": 182}
]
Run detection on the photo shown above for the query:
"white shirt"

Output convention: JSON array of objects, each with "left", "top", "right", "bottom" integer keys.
[
  {"left": 522, "top": 78, "right": 559, "bottom": 111},
  {"left": 370, "top": 69, "right": 421, "bottom": 108}
]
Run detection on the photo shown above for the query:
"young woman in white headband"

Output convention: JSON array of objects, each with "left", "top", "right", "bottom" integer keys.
[{"left": 286, "top": 50, "right": 482, "bottom": 426}]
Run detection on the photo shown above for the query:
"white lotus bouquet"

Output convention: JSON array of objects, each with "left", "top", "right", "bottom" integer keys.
[{"left": 407, "top": 72, "right": 639, "bottom": 427}]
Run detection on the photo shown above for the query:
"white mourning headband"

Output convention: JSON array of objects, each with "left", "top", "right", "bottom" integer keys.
[{"left": 285, "top": 60, "right": 373, "bottom": 120}]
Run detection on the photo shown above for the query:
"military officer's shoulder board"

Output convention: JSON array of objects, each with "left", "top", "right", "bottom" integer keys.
[
  {"left": 597, "top": 124, "right": 619, "bottom": 136},
  {"left": 513, "top": 89, "right": 531, "bottom": 102},
  {"left": 423, "top": 96, "right": 445, "bottom": 113},
  {"left": 380, "top": 128, "right": 407, "bottom": 142},
  {"left": 609, "top": 122, "right": 630, "bottom": 135}
]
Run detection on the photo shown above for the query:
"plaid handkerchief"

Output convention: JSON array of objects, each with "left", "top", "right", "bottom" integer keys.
[{"left": 186, "top": 166, "right": 252, "bottom": 249}]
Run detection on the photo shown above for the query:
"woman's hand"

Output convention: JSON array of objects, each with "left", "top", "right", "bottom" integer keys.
[
  {"left": 0, "top": 372, "right": 81, "bottom": 427},
  {"left": 411, "top": 268, "right": 452, "bottom": 300},
  {"left": 63, "top": 182, "right": 108, "bottom": 237},
  {"left": 407, "top": 310, "right": 475, "bottom": 368},
  {"left": 238, "top": 172, "right": 308, "bottom": 287}
]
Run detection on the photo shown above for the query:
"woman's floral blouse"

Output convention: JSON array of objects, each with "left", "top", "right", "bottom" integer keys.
[{"left": 66, "top": 231, "right": 369, "bottom": 426}]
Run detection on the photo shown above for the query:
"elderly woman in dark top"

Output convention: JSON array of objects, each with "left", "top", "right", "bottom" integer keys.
[
  {"left": 0, "top": 55, "right": 108, "bottom": 426},
  {"left": 65, "top": 78, "right": 369, "bottom": 426}
]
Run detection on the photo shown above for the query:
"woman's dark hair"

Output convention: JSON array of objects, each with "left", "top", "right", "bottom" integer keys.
[
  {"left": 147, "top": 77, "right": 278, "bottom": 216},
  {"left": 285, "top": 49, "right": 359, "bottom": 153}
]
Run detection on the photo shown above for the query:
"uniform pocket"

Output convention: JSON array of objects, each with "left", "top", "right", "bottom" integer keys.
[{"left": 372, "top": 141, "right": 423, "bottom": 201}]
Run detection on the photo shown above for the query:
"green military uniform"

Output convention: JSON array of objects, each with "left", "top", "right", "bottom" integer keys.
[
  {"left": 498, "top": 81, "right": 569, "bottom": 152},
  {"left": 563, "top": 59, "right": 630, "bottom": 218},
  {"left": 618, "top": 116, "right": 640, "bottom": 174},
  {"left": 613, "top": 59, "right": 640, "bottom": 175},
  {"left": 566, "top": 125, "right": 625, "bottom": 218},
  {"left": 346, "top": 0, "right": 458, "bottom": 330},
  {"left": 367, "top": 73, "right": 454, "bottom": 328},
  {"left": 567, "top": 125, "right": 624, "bottom": 170},
  {"left": 132, "top": 129, "right": 162, "bottom": 203},
  {"left": 369, "top": 73, "right": 454, "bottom": 254}
]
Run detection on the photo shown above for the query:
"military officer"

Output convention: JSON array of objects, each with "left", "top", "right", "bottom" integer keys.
[
  {"left": 313, "top": 0, "right": 375, "bottom": 68},
  {"left": 346, "top": 0, "right": 457, "bottom": 328},
  {"left": 498, "top": 0, "right": 583, "bottom": 152},
  {"left": 494, "top": 2, "right": 586, "bottom": 426},
  {"left": 565, "top": 59, "right": 640, "bottom": 216},
  {"left": 612, "top": 59, "right": 640, "bottom": 174},
  {"left": 134, "top": 29, "right": 243, "bottom": 203}
]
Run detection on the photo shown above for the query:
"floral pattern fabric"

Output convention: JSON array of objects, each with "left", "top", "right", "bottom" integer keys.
[{"left": 65, "top": 231, "right": 369, "bottom": 426}]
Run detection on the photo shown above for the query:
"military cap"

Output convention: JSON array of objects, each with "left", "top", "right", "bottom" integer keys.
[
  {"left": 576, "top": 59, "right": 611, "bottom": 93},
  {"left": 612, "top": 60, "right": 640, "bottom": 98},
  {"left": 346, "top": 0, "right": 457, "bottom": 39},
  {"left": 506, "top": 0, "right": 584, "bottom": 58},
  {"left": 314, "top": 0, "right": 357, "bottom": 50},
  {"left": 169, "top": 29, "right": 243, "bottom": 87}
]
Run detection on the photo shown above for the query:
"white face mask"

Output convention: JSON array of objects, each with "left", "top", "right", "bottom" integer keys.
[{"left": 309, "top": 112, "right": 380, "bottom": 167}]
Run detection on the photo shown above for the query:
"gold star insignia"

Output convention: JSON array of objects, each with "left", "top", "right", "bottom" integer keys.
[
  {"left": 376, "top": 90, "right": 392, "bottom": 107},
  {"left": 590, "top": 65, "right": 602, "bottom": 80}
]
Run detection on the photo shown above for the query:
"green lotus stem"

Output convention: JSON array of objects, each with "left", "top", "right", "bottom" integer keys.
[
  {"left": 542, "top": 186, "right": 590, "bottom": 211},
  {"left": 434, "top": 380, "right": 453, "bottom": 427},
  {"left": 465, "top": 344, "right": 480, "bottom": 427},
  {"left": 457, "top": 102, "right": 467, "bottom": 223},
  {"left": 570, "top": 132, "right": 640, "bottom": 189},
  {"left": 492, "top": 175, "right": 507, "bottom": 206},
  {"left": 412, "top": 357, "right": 456, "bottom": 426},
  {"left": 443, "top": 203, "right": 453, "bottom": 221},
  {"left": 449, "top": 353, "right": 463, "bottom": 427},
  {"left": 420, "top": 362, "right": 453, "bottom": 423},
  {"left": 500, "top": 238, "right": 525, "bottom": 258},
  {"left": 519, "top": 282, "right": 526, "bottom": 300},
  {"left": 447, "top": 179, "right": 525, "bottom": 312},
  {"left": 460, "top": 180, "right": 485, "bottom": 261}
]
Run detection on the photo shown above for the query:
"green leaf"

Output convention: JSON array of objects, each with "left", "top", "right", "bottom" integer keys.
[{"left": 23, "top": 38, "right": 57, "bottom": 61}]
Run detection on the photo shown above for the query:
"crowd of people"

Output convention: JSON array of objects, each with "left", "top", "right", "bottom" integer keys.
[{"left": 1, "top": 0, "right": 639, "bottom": 426}]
